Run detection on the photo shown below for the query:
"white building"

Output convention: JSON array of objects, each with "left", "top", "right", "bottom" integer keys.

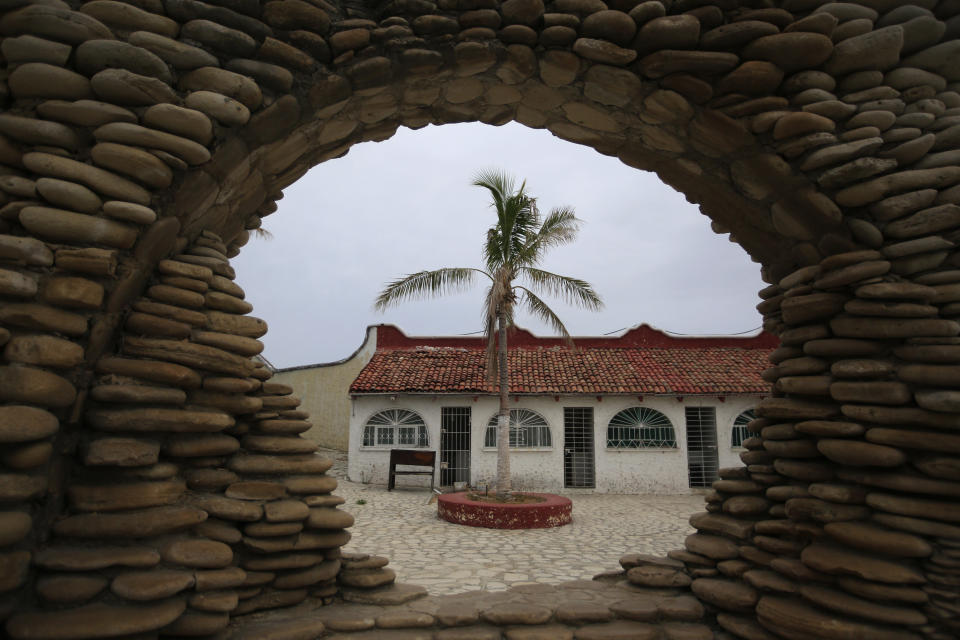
[{"left": 347, "top": 324, "right": 775, "bottom": 494}]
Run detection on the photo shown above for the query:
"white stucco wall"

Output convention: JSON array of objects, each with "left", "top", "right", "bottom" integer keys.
[{"left": 348, "top": 393, "right": 762, "bottom": 494}]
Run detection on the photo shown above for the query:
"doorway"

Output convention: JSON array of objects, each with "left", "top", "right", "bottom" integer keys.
[
  {"left": 440, "top": 407, "right": 471, "bottom": 487},
  {"left": 564, "top": 407, "right": 595, "bottom": 488},
  {"left": 686, "top": 406, "right": 719, "bottom": 488}
]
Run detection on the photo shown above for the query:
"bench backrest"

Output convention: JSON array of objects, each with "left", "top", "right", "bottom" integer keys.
[{"left": 389, "top": 449, "right": 435, "bottom": 467}]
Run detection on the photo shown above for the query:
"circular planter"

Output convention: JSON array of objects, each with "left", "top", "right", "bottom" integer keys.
[{"left": 437, "top": 492, "right": 572, "bottom": 529}]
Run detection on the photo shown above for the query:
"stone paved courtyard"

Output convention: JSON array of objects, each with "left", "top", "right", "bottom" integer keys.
[{"left": 324, "top": 450, "right": 706, "bottom": 595}]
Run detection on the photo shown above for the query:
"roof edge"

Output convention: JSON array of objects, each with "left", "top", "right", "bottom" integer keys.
[
  {"left": 274, "top": 326, "right": 377, "bottom": 372},
  {"left": 372, "top": 323, "right": 778, "bottom": 350}
]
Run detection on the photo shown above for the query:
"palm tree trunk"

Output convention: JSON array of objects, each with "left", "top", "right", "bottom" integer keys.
[{"left": 495, "top": 310, "right": 511, "bottom": 494}]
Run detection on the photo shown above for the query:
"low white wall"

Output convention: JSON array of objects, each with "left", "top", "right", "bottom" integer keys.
[{"left": 347, "top": 394, "right": 761, "bottom": 494}]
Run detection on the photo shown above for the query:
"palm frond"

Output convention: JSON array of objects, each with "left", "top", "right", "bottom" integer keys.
[
  {"left": 373, "top": 268, "right": 489, "bottom": 311},
  {"left": 475, "top": 170, "right": 520, "bottom": 243},
  {"left": 521, "top": 206, "right": 580, "bottom": 263},
  {"left": 472, "top": 169, "right": 515, "bottom": 217},
  {"left": 495, "top": 192, "right": 538, "bottom": 268},
  {"left": 538, "top": 206, "right": 580, "bottom": 247},
  {"left": 520, "top": 267, "right": 604, "bottom": 311},
  {"left": 517, "top": 287, "right": 572, "bottom": 345},
  {"left": 485, "top": 226, "right": 505, "bottom": 268},
  {"left": 475, "top": 170, "right": 540, "bottom": 271}
]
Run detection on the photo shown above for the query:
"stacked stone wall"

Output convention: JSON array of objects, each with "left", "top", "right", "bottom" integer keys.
[
  {"left": 2, "top": 231, "right": 362, "bottom": 638},
  {"left": 0, "top": 0, "right": 959, "bottom": 637},
  {"left": 668, "top": 259, "right": 960, "bottom": 640}
]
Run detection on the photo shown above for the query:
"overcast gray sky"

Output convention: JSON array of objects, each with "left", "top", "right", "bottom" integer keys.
[{"left": 233, "top": 122, "right": 766, "bottom": 369}]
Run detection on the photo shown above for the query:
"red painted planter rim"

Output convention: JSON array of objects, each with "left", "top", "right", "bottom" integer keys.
[
  {"left": 438, "top": 492, "right": 572, "bottom": 509},
  {"left": 437, "top": 491, "right": 573, "bottom": 529}
]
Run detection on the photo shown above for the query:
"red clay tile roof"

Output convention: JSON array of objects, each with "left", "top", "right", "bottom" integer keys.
[{"left": 350, "top": 324, "right": 775, "bottom": 396}]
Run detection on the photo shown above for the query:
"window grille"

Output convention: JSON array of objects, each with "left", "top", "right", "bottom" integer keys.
[
  {"left": 564, "top": 407, "right": 595, "bottom": 488},
  {"left": 441, "top": 407, "right": 471, "bottom": 486},
  {"left": 686, "top": 406, "right": 719, "bottom": 488},
  {"left": 731, "top": 409, "right": 755, "bottom": 448},
  {"left": 483, "top": 409, "right": 551, "bottom": 448},
  {"left": 362, "top": 409, "right": 428, "bottom": 448},
  {"left": 607, "top": 407, "right": 676, "bottom": 448}
]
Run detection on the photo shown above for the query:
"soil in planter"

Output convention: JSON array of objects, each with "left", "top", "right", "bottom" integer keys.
[{"left": 465, "top": 492, "right": 546, "bottom": 504}]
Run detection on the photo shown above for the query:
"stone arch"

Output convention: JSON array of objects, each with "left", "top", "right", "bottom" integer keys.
[{"left": 1, "top": 0, "right": 959, "bottom": 638}]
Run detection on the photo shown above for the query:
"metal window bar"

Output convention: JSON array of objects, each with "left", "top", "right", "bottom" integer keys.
[
  {"left": 607, "top": 407, "right": 676, "bottom": 448},
  {"left": 731, "top": 409, "right": 755, "bottom": 448},
  {"left": 686, "top": 406, "right": 719, "bottom": 488},
  {"left": 418, "top": 425, "right": 428, "bottom": 447},
  {"left": 564, "top": 407, "right": 595, "bottom": 488},
  {"left": 441, "top": 407, "right": 471, "bottom": 486},
  {"left": 484, "top": 409, "right": 551, "bottom": 448},
  {"left": 730, "top": 425, "right": 749, "bottom": 448},
  {"left": 362, "top": 409, "right": 427, "bottom": 448}
]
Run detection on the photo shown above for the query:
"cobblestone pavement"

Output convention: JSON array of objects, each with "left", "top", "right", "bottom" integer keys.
[{"left": 321, "top": 450, "right": 706, "bottom": 596}]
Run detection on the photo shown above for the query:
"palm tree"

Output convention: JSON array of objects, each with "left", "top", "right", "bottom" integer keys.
[{"left": 374, "top": 170, "right": 603, "bottom": 494}]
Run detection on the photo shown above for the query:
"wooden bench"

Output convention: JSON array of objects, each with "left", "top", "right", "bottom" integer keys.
[{"left": 388, "top": 449, "right": 436, "bottom": 491}]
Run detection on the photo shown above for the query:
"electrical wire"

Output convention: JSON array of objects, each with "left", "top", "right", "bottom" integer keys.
[
  {"left": 602, "top": 327, "right": 629, "bottom": 335},
  {"left": 663, "top": 326, "right": 763, "bottom": 336}
]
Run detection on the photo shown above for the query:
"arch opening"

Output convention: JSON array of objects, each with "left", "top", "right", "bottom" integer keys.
[{"left": 232, "top": 121, "right": 767, "bottom": 366}]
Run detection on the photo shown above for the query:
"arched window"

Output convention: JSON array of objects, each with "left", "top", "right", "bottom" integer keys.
[
  {"left": 362, "top": 409, "right": 428, "bottom": 448},
  {"left": 483, "top": 409, "right": 551, "bottom": 449},
  {"left": 607, "top": 407, "right": 676, "bottom": 448},
  {"left": 731, "top": 409, "right": 755, "bottom": 448}
]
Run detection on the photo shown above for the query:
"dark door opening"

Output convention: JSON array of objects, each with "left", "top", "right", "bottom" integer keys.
[
  {"left": 440, "top": 407, "right": 471, "bottom": 486},
  {"left": 564, "top": 407, "right": 595, "bottom": 488},
  {"left": 686, "top": 406, "right": 719, "bottom": 487}
]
